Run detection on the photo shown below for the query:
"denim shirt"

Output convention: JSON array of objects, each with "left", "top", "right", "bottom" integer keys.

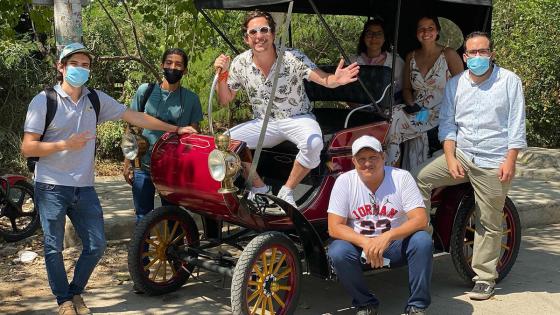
[{"left": 438, "top": 66, "right": 527, "bottom": 168}]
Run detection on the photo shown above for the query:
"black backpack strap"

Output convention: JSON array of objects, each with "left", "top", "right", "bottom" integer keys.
[
  {"left": 139, "top": 83, "right": 156, "bottom": 113},
  {"left": 28, "top": 87, "right": 58, "bottom": 171},
  {"left": 87, "top": 88, "right": 101, "bottom": 123},
  {"left": 42, "top": 88, "right": 58, "bottom": 141}
]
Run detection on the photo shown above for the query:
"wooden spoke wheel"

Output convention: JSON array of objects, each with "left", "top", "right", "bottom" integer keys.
[
  {"left": 450, "top": 196, "right": 521, "bottom": 283},
  {"left": 0, "top": 181, "right": 39, "bottom": 242},
  {"left": 128, "top": 206, "right": 199, "bottom": 295},
  {"left": 231, "top": 232, "right": 301, "bottom": 315}
]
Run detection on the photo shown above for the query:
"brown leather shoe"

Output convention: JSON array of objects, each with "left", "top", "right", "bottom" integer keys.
[
  {"left": 58, "top": 301, "right": 76, "bottom": 315},
  {"left": 72, "top": 295, "right": 92, "bottom": 315}
]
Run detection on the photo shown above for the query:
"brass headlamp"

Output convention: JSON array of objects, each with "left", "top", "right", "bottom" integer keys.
[{"left": 208, "top": 133, "right": 241, "bottom": 194}]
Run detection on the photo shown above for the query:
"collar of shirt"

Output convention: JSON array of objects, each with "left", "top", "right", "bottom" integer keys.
[
  {"left": 54, "top": 83, "right": 91, "bottom": 103},
  {"left": 465, "top": 64, "right": 499, "bottom": 87}
]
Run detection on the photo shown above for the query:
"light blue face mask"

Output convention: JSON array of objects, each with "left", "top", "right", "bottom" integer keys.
[
  {"left": 415, "top": 107, "right": 429, "bottom": 123},
  {"left": 65, "top": 65, "right": 90, "bottom": 87},
  {"left": 466, "top": 56, "right": 491, "bottom": 76}
]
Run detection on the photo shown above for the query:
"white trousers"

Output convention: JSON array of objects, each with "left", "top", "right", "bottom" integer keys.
[{"left": 228, "top": 114, "right": 323, "bottom": 169}]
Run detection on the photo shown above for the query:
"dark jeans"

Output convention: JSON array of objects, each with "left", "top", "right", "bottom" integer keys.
[
  {"left": 132, "top": 169, "right": 172, "bottom": 223},
  {"left": 328, "top": 231, "right": 433, "bottom": 310},
  {"left": 35, "top": 183, "right": 106, "bottom": 305}
]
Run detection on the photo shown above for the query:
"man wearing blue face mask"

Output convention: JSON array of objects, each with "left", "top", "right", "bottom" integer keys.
[
  {"left": 414, "top": 32, "right": 526, "bottom": 301},
  {"left": 21, "top": 43, "right": 197, "bottom": 315}
]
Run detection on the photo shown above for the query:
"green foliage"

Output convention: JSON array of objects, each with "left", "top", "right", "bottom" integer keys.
[
  {"left": 493, "top": 0, "right": 560, "bottom": 147},
  {"left": 0, "top": 39, "right": 53, "bottom": 172},
  {"left": 96, "top": 120, "right": 125, "bottom": 159}
]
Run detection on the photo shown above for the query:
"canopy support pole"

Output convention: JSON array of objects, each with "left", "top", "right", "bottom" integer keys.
[{"left": 307, "top": 0, "right": 386, "bottom": 118}]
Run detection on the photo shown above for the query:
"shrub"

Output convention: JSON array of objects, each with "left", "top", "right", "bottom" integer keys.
[{"left": 493, "top": 0, "right": 560, "bottom": 147}]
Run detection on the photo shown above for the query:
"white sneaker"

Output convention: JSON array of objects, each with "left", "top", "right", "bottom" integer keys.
[
  {"left": 277, "top": 186, "right": 297, "bottom": 208},
  {"left": 248, "top": 185, "right": 271, "bottom": 201}
]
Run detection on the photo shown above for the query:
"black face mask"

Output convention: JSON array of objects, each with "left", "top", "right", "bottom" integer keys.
[{"left": 163, "top": 68, "right": 183, "bottom": 84}]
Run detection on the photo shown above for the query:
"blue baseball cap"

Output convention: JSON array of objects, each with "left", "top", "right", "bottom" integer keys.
[{"left": 58, "top": 42, "right": 93, "bottom": 62}]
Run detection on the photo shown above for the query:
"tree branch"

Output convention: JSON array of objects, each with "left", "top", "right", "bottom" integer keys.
[
  {"left": 121, "top": 0, "right": 143, "bottom": 59},
  {"left": 97, "top": 55, "right": 161, "bottom": 83},
  {"left": 98, "top": 0, "right": 129, "bottom": 55}
]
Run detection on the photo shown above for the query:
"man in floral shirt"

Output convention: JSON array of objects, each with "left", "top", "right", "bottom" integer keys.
[{"left": 214, "top": 9, "right": 359, "bottom": 207}]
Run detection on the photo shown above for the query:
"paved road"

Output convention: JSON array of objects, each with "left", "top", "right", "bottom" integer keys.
[{"left": 11, "top": 224, "right": 560, "bottom": 315}]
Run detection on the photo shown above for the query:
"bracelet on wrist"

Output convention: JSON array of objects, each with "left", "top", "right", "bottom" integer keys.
[{"left": 218, "top": 70, "right": 229, "bottom": 83}]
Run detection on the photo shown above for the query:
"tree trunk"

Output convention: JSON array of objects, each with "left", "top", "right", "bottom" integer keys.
[{"left": 53, "top": 0, "right": 83, "bottom": 52}]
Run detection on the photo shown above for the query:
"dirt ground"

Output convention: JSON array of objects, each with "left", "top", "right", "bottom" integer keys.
[{"left": 0, "top": 233, "right": 131, "bottom": 313}]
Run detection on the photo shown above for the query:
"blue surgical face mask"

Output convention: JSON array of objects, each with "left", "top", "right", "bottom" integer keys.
[
  {"left": 65, "top": 65, "right": 90, "bottom": 87},
  {"left": 466, "top": 56, "right": 491, "bottom": 76}
]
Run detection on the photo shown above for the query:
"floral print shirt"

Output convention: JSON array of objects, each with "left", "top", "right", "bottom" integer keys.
[{"left": 227, "top": 48, "right": 317, "bottom": 120}]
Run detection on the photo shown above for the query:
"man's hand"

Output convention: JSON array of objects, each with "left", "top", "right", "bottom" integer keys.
[
  {"left": 333, "top": 59, "right": 359, "bottom": 86},
  {"left": 177, "top": 126, "right": 198, "bottom": 135},
  {"left": 445, "top": 155, "right": 465, "bottom": 179},
  {"left": 498, "top": 158, "right": 516, "bottom": 183},
  {"left": 214, "top": 54, "right": 231, "bottom": 73},
  {"left": 63, "top": 131, "right": 95, "bottom": 151},
  {"left": 122, "top": 159, "right": 134, "bottom": 186},
  {"left": 362, "top": 232, "right": 391, "bottom": 269}
]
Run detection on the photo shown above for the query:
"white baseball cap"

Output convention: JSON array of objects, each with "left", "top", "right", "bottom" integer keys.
[{"left": 351, "top": 135, "right": 383, "bottom": 155}]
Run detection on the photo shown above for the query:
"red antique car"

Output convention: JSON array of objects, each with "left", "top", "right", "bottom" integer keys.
[{"left": 126, "top": 1, "right": 521, "bottom": 314}]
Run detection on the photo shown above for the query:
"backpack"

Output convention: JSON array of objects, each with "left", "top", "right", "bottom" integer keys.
[
  {"left": 26, "top": 87, "right": 101, "bottom": 172},
  {"left": 139, "top": 83, "right": 156, "bottom": 113}
]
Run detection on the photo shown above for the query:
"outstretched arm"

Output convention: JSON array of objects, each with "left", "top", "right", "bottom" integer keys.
[
  {"left": 308, "top": 59, "right": 359, "bottom": 88},
  {"left": 121, "top": 109, "right": 197, "bottom": 135}
]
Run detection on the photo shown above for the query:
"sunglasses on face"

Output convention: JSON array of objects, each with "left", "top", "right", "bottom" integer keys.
[{"left": 246, "top": 26, "right": 272, "bottom": 37}]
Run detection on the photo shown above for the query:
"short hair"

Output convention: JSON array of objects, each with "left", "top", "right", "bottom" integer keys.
[
  {"left": 357, "top": 18, "right": 391, "bottom": 55},
  {"left": 464, "top": 31, "right": 493, "bottom": 51},
  {"left": 161, "top": 48, "right": 189, "bottom": 68},
  {"left": 242, "top": 9, "right": 276, "bottom": 36},
  {"left": 56, "top": 52, "right": 92, "bottom": 82},
  {"left": 417, "top": 15, "right": 441, "bottom": 41}
]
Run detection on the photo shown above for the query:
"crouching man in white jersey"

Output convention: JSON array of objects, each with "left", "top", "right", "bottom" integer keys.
[{"left": 327, "top": 135, "right": 432, "bottom": 315}]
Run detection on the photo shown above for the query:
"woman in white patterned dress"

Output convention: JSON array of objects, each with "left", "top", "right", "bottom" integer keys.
[{"left": 386, "top": 15, "right": 463, "bottom": 170}]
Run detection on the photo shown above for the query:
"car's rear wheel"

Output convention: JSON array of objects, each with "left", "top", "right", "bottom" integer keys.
[
  {"left": 231, "top": 232, "right": 301, "bottom": 315},
  {"left": 128, "top": 206, "right": 199, "bottom": 295},
  {"left": 0, "top": 181, "right": 39, "bottom": 242},
  {"left": 450, "top": 196, "right": 521, "bottom": 283}
]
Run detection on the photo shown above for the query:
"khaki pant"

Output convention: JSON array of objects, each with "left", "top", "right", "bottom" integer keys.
[{"left": 413, "top": 150, "right": 511, "bottom": 283}]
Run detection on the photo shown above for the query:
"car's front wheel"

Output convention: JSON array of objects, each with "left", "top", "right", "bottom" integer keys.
[
  {"left": 231, "top": 232, "right": 301, "bottom": 315},
  {"left": 128, "top": 206, "right": 199, "bottom": 295}
]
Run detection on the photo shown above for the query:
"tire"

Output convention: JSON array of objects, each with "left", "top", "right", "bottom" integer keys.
[
  {"left": 231, "top": 232, "right": 301, "bottom": 315},
  {"left": 128, "top": 206, "right": 199, "bottom": 295},
  {"left": 450, "top": 196, "right": 521, "bottom": 284},
  {"left": 0, "top": 181, "right": 40, "bottom": 242}
]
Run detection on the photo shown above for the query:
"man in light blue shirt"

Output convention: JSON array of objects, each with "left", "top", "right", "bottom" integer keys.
[{"left": 414, "top": 32, "right": 526, "bottom": 301}]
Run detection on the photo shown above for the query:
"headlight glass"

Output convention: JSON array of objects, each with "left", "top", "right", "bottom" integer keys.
[
  {"left": 121, "top": 133, "right": 138, "bottom": 160},
  {"left": 208, "top": 149, "right": 226, "bottom": 181}
]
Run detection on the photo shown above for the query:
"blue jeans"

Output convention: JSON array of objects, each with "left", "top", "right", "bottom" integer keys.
[
  {"left": 328, "top": 231, "right": 433, "bottom": 311},
  {"left": 132, "top": 169, "right": 172, "bottom": 223},
  {"left": 35, "top": 183, "right": 106, "bottom": 305}
]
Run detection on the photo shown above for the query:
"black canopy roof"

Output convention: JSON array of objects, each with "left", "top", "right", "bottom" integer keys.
[{"left": 195, "top": 0, "right": 492, "bottom": 56}]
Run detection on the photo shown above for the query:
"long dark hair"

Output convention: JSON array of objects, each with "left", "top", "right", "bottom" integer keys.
[{"left": 357, "top": 19, "right": 391, "bottom": 56}]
